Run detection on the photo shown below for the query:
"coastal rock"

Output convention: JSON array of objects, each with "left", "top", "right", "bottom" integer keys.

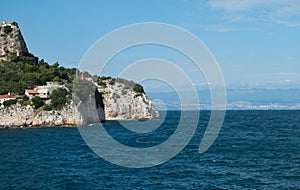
[
  {"left": 0, "top": 79, "right": 159, "bottom": 127},
  {"left": 97, "top": 79, "right": 159, "bottom": 120},
  {"left": 0, "top": 104, "right": 82, "bottom": 127},
  {"left": 0, "top": 22, "right": 28, "bottom": 60}
]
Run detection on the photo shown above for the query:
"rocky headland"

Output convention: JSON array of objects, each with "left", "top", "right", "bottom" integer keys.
[{"left": 0, "top": 22, "right": 158, "bottom": 127}]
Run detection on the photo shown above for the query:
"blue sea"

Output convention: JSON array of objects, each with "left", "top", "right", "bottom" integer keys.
[{"left": 0, "top": 111, "right": 299, "bottom": 189}]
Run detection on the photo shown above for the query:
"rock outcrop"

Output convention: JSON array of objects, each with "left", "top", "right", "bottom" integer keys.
[
  {"left": 0, "top": 104, "right": 82, "bottom": 127},
  {"left": 0, "top": 22, "right": 28, "bottom": 60},
  {"left": 0, "top": 79, "right": 159, "bottom": 127},
  {"left": 97, "top": 79, "right": 159, "bottom": 120},
  {"left": 0, "top": 87, "right": 158, "bottom": 127}
]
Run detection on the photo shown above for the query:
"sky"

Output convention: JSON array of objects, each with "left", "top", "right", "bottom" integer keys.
[{"left": 1, "top": 0, "right": 300, "bottom": 90}]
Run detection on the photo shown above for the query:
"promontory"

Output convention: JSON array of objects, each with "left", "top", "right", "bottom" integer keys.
[{"left": 0, "top": 21, "right": 158, "bottom": 127}]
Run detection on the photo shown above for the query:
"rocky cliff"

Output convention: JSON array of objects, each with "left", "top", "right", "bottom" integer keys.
[
  {"left": 0, "top": 22, "right": 28, "bottom": 60},
  {"left": 0, "top": 104, "right": 82, "bottom": 127},
  {"left": 0, "top": 80, "right": 159, "bottom": 127},
  {"left": 96, "top": 78, "right": 159, "bottom": 120}
]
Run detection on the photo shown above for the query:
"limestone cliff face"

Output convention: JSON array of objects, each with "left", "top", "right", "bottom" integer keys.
[
  {"left": 0, "top": 22, "right": 28, "bottom": 60},
  {"left": 0, "top": 80, "right": 159, "bottom": 127},
  {"left": 0, "top": 104, "right": 82, "bottom": 127},
  {"left": 96, "top": 79, "right": 159, "bottom": 120},
  {"left": 0, "top": 87, "right": 158, "bottom": 127}
]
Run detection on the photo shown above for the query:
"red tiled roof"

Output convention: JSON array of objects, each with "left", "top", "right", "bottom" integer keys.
[
  {"left": 25, "top": 89, "right": 39, "bottom": 94},
  {"left": 0, "top": 94, "right": 18, "bottom": 99}
]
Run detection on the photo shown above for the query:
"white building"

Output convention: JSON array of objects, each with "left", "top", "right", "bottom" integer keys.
[
  {"left": 35, "top": 82, "right": 65, "bottom": 99},
  {"left": 0, "top": 93, "right": 18, "bottom": 105},
  {"left": 25, "top": 82, "right": 66, "bottom": 99},
  {"left": 37, "top": 88, "right": 49, "bottom": 99},
  {"left": 25, "top": 89, "right": 39, "bottom": 99}
]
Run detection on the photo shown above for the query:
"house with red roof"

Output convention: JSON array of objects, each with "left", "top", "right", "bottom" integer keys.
[
  {"left": 25, "top": 89, "right": 39, "bottom": 99},
  {"left": 0, "top": 93, "right": 18, "bottom": 106}
]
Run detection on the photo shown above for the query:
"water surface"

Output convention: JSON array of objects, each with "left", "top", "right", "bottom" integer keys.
[{"left": 0, "top": 111, "right": 299, "bottom": 189}]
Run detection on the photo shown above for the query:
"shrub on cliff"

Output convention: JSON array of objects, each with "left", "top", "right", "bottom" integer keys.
[
  {"left": 109, "top": 79, "right": 115, "bottom": 85},
  {"left": 50, "top": 88, "right": 69, "bottom": 110},
  {"left": 133, "top": 84, "right": 145, "bottom": 97},
  {"left": 31, "top": 96, "right": 44, "bottom": 109},
  {"left": 3, "top": 26, "right": 12, "bottom": 34},
  {"left": 43, "top": 104, "right": 52, "bottom": 111},
  {"left": 12, "top": 22, "right": 18, "bottom": 27},
  {"left": 97, "top": 79, "right": 107, "bottom": 88},
  {"left": 3, "top": 99, "right": 17, "bottom": 107},
  {"left": 133, "top": 84, "right": 144, "bottom": 94}
]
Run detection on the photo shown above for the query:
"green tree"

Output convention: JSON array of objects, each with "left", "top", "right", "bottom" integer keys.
[
  {"left": 22, "top": 73, "right": 40, "bottom": 89},
  {"left": 53, "top": 76, "right": 61, "bottom": 82},
  {"left": 97, "top": 79, "right": 107, "bottom": 88},
  {"left": 133, "top": 84, "right": 144, "bottom": 94},
  {"left": 0, "top": 89, "right": 8, "bottom": 95},
  {"left": 12, "top": 22, "right": 18, "bottom": 27},
  {"left": 43, "top": 104, "right": 52, "bottom": 111},
  {"left": 3, "top": 99, "right": 17, "bottom": 107},
  {"left": 31, "top": 96, "right": 44, "bottom": 109},
  {"left": 51, "top": 62, "right": 59, "bottom": 69},
  {"left": 3, "top": 26, "right": 12, "bottom": 34},
  {"left": 50, "top": 88, "right": 68, "bottom": 110},
  {"left": 109, "top": 80, "right": 115, "bottom": 85}
]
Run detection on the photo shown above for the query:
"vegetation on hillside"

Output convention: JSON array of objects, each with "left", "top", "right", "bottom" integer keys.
[
  {"left": 49, "top": 88, "right": 70, "bottom": 110},
  {"left": 3, "top": 99, "right": 17, "bottom": 107},
  {"left": 2, "top": 25, "right": 13, "bottom": 34},
  {"left": 97, "top": 77, "right": 145, "bottom": 97},
  {"left": 0, "top": 54, "right": 76, "bottom": 95},
  {"left": 31, "top": 96, "right": 44, "bottom": 109},
  {"left": 0, "top": 53, "right": 145, "bottom": 110}
]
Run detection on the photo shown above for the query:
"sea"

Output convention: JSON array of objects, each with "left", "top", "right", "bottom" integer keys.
[{"left": 0, "top": 110, "right": 299, "bottom": 189}]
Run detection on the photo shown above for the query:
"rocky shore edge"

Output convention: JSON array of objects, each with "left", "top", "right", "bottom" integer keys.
[{"left": 0, "top": 104, "right": 81, "bottom": 128}]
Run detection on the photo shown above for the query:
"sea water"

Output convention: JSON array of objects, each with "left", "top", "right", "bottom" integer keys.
[{"left": 0, "top": 110, "right": 299, "bottom": 189}]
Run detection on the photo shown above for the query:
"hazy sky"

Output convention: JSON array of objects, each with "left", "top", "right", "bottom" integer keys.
[{"left": 2, "top": 0, "right": 300, "bottom": 89}]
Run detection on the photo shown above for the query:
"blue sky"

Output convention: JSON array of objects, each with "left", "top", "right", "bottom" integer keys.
[{"left": 2, "top": 0, "right": 300, "bottom": 90}]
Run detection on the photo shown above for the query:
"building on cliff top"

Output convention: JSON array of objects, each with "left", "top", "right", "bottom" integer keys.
[
  {"left": 25, "top": 89, "right": 39, "bottom": 99},
  {"left": 25, "top": 82, "right": 65, "bottom": 99},
  {"left": 0, "top": 93, "right": 18, "bottom": 106}
]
